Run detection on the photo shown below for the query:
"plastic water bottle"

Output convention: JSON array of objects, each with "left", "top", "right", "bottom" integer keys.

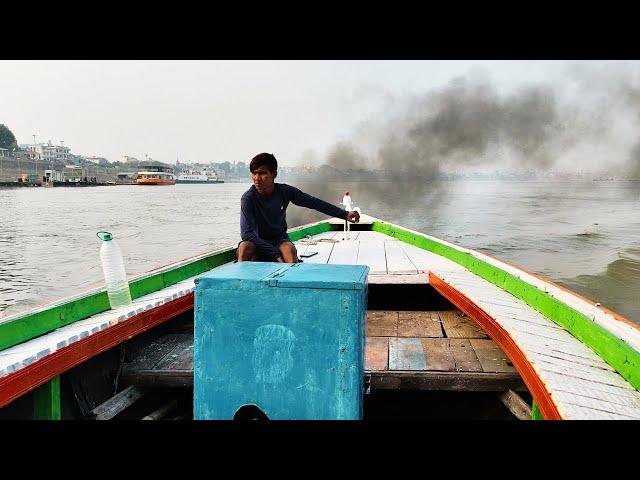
[{"left": 97, "top": 231, "right": 132, "bottom": 309}]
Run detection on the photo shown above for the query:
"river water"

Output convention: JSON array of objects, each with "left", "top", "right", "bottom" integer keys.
[{"left": 1, "top": 180, "right": 639, "bottom": 323}]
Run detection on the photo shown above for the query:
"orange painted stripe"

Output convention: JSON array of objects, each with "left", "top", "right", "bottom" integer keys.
[
  {"left": 429, "top": 272, "right": 562, "bottom": 420},
  {"left": 0, "top": 293, "right": 194, "bottom": 409}
]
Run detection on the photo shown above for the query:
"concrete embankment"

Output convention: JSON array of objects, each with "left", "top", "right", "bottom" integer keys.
[{"left": 0, "top": 157, "right": 119, "bottom": 184}]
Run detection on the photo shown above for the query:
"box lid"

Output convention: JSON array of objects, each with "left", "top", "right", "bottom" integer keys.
[
  {"left": 270, "top": 262, "right": 368, "bottom": 290},
  {"left": 196, "top": 262, "right": 368, "bottom": 290}
]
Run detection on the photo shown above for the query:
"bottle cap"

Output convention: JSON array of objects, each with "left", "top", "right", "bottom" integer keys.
[{"left": 97, "top": 231, "right": 113, "bottom": 241}]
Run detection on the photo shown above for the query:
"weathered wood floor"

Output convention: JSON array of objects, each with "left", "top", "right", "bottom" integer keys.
[
  {"left": 121, "top": 309, "right": 525, "bottom": 392},
  {"left": 295, "top": 230, "right": 434, "bottom": 278}
]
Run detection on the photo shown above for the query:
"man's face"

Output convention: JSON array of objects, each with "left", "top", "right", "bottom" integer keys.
[{"left": 251, "top": 166, "right": 277, "bottom": 195}]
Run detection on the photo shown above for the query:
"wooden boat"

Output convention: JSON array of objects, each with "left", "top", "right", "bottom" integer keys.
[
  {"left": 1, "top": 214, "right": 639, "bottom": 420},
  {"left": 136, "top": 165, "right": 176, "bottom": 185}
]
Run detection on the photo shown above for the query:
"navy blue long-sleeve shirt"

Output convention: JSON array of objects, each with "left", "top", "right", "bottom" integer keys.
[{"left": 240, "top": 183, "right": 349, "bottom": 260}]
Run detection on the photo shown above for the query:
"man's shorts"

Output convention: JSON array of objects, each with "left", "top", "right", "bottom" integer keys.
[{"left": 236, "top": 236, "right": 292, "bottom": 262}]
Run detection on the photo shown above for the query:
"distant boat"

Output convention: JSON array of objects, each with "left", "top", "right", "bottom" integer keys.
[
  {"left": 136, "top": 165, "right": 175, "bottom": 185},
  {"left": 176, "top": 168, "right": 224, "bottom": 184}
]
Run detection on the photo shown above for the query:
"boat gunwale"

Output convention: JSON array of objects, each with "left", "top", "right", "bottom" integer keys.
[
  {"left": 0, "top": 293, "right": 195, "bottom": 409},
  {"left": 429, "top": 272, "right": 562, "bottom": 419},
  {"left": 3, "top": 214, "right": 639, "bottom": 412},
  {"left": 0, "top": 220, "right": 332, "bottom": 352},
  {"left": 374, "top": 219, "right": 639, "bottom": 335},
  {"left": 372, "top": 219, "right": 640, "bottom": 393}
]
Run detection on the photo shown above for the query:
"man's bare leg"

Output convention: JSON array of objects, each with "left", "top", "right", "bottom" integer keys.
[
  {"left": 278, "top": 241, "right": 299, "bottom": 263},
  {"left": 237, "top": 241, "right": 260, "bottom": 262}
]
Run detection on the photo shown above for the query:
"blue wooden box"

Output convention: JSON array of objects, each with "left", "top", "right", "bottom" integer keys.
[{"left": 193, "top": 261, "right": 369, "bottom": 420}]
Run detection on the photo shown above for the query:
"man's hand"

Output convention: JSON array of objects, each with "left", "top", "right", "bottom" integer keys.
[{"left": 347, "top": 210, "right": 360, "bottom": 223}]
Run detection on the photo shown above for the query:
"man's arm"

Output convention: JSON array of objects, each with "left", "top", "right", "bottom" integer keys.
[
  {"left": 287, "top": 185, "right": 349, "bottom": 220},
  {"left": 240, "top": 196, "right": 282, "bottom": 260}
]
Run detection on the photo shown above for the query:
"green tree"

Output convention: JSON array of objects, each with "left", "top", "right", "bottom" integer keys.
[
  {"left": 217, "top": 161, "right": 231, "bottom": 174},
  {"left": 0, "top": 124, "right": 18, "bottom": 151}
]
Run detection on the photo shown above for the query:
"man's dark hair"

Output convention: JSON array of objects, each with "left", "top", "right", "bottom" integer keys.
[{"left": 250, "top": 153, "right": 278, "bottom": 173}]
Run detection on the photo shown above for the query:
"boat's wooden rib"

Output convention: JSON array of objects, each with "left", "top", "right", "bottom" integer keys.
[
  {"left": 497, "top": 389, "right": 532, "bottom": 420},
  {"left": 89, "top": 385, "right": 146, "bottom": 420}
]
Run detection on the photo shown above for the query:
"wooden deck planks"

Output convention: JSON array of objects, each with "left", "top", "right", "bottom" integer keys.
[
  {"left": 398, "top": 311, "right": 443, "bottom": 338},
  {"left": 542, "top": 371, "right": 640, "bottom": 404},
  {"left": 357, "top": 231, "right": 395, "bottom": 243},
  {"left": 439, "top": 310, "right": 488, "bottom": 339},
  {"left": 153, "top": 338, "right": 193, "bottom": 372},
  {"left": 421, "top": 338, "right": 456, "bottom": 371},
  {"left": 367, "top": 311, "right": 398, "bottom": 337},
  {"left": 124, "top": 334, "right": 188, "bottom": 372},
  {"left": 327, "top": 239, "right": 359, "bottom": 265},
  {"left": 398, "top": 242, "right": 457, "bottom": 273},
  {"left": 470, "top": 339, "right": 516, "bottom": 373},
  {"left": 449, "top": 338, "right": 484, "bottom": 372},
  {"left": 304, "top": 231, "right": 443, "bottom": 280},
  {"left": 356, "top": 239, "right": 387, "bottom": 274},
  {"left": 365, "top": 337, "right": 389, "bottom": 371},
  {"left": 559, "top": 402, "right": 638, "bottom": 421},
  {"left": 552, "top": 390, "right": 640, "bottom": 419},
  {"left": 367, "top": 274, "right": 429, "bottom": 284},
  {"left": 389, "top": 338, "right": 427, "bottom": 370},
  {"left": 117, "top": 308, "right": 523, "bottom": 392},
  {"left": 385, "top": 241, "right": 419, "bottom": 274},
  {"left": 299, "top": 239, "right": 336, "bottom": 264}
]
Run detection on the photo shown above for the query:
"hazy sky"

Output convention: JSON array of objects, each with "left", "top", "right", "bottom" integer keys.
[{"left": 1, "top": 60, "right": 639, "bottom": 168}]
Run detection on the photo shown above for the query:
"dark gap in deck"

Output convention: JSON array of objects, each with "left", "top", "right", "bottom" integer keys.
[
  {"left": 364, "top": 390, "right": 519, "bottom": 420},
  {"left": 329, "top": 223, "right": 371, "bottom": 231},
  {"left": 368, "top": 283, "right": 455, "bottom": 311}
]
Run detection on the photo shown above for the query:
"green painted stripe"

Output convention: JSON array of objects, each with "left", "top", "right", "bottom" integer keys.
[
  {"left": 33, "top": 377, "right": 61, "bottom": 420},
  {"left": 531, "top": 401, "right": 543, "bottom": 420},
  {"left": 0, "top": 222, "right": 330, "bottom": 352},
  {"left": 372, "top": 221, "right": 640, "bottom": 392},
  {"left": 287, "top": 221, "right": 332, "bottom": 241}
]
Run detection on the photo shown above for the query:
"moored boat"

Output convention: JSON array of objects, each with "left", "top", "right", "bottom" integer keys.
[
  {"left": 175, "top": 168, "right": 224, "bottom": 184},
  {"left": 1, "top": 214, "right": 638, "bottom": 420},
  {"left": 136, "top": 165, "right": 176, "bottom": 185}
]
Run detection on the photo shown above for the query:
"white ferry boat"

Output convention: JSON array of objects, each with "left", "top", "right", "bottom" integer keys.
[{"left": 176, "top": 168, "right": 224, "bottom": 184}]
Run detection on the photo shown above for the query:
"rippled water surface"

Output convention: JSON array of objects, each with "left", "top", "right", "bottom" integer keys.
[{"left": 1, "top": 180, "right": 639, "bottom": 323}]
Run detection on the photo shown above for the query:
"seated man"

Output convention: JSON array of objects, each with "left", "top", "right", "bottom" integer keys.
[{"left": 238, "top": 152, "right": 360, "bottom": 263}]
